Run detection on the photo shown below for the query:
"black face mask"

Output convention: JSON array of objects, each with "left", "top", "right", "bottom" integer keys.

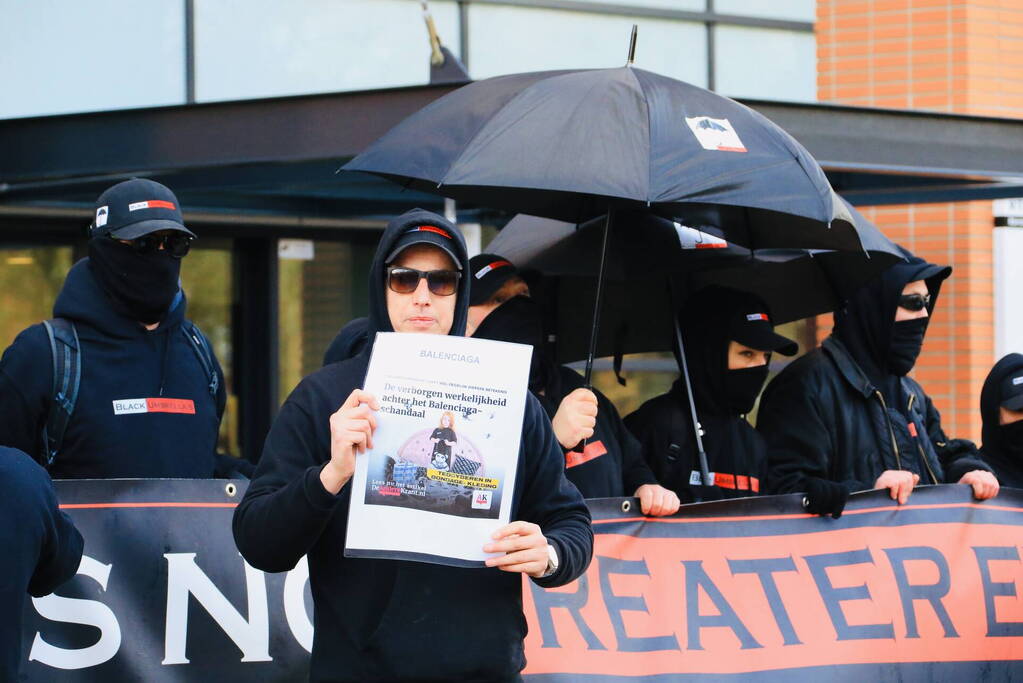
[
  {"left": 723, "top": 364, "right": 770, "bottom": 415},
  {"left": 473, "top": 296, "right": 550, "bottom": 393},
  {"left": 88, "top": 238, "right": 181, "bottom": 324},
  {"left": 888, "top": 317, "right": 928, "bottom": 376},
  {"left": 1000, "top": 420, "right": 1023, "bottom": 457}
]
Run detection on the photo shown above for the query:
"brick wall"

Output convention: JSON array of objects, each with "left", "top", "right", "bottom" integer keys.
[{"left": 814, "top": 0, "right": 1022, "bottom": 441}]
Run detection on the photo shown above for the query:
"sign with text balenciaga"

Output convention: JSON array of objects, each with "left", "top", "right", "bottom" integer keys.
[{"left": 20, "top": 481, "right": 1023, "bottom": 680}]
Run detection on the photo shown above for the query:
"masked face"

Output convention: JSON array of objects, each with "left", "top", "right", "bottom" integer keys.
[
  {"left": 888, "top": 317, "right": 928, "bottom": 376},
  {"left": 471, "top": 295, "right": 543, "bottom": 347},
  {"left": 723, "top": 364, "right": 770, "bottom": 415},
  {"left": 88, "top": 237, "right": 182, "bottom": 324}
]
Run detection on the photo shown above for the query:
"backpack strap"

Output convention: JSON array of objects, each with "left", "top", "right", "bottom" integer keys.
[
  {"left": 181, "top": 321, "right": 219, "bottom": 398},
  {"left": 41, "top": 318, "right": 81, "bottom": 467}
]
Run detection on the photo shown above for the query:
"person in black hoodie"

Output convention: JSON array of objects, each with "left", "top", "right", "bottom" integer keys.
[
  {"left": 624, "top": 288, "right": 798, "bottom": 503},
  {"left": 0, "top": 179, "right": 229, "bottom": 478},
  {"left": 758, "top": 249, "right": 998, "bottom": 517},
  {"left": 323, "top": 316, "right": 370, "bottom": 366},
  {"left": 979, "top": 353, "right": 1023, "bottom": 488},
  {"left": 466, "top": 253, "right": 680, "bottom": 516},
  {"left": 233, "top": 210, "right": 592, "bottom": 683},
  {"left": 0, "top": 446, "right": 83, "bottom": 680}
]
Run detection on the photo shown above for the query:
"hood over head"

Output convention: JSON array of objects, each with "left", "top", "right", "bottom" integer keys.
[
  {"left": 364, "top": 209, "right": 470, "bottom": 353},
  {"left": 834, "top": 247, "right": 950, "bottom": 384},
  {"left": 323, "top": 317, "right": 370, "bottom": 366},
  {"left": 981, "top": 353, "right": 1023, "bottom": 459}
]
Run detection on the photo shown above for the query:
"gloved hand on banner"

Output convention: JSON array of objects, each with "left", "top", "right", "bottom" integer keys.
[{"left": 802, "top": 477, "right": 849, "bottom": 519}]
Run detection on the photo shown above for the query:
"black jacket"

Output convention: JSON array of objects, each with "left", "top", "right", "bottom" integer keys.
[
  {"left": 626, "top": 379, "right": 765, "bottom": 503},
  {"left": 980, "top": 353, "right": 1023, "bottom": 488},
  {"left": 0, "top": 447, "right": 83, "bottom": 681},
  {"left": 760, "top": 336, "right": 989, "bottom": 494},
  {"left": 553, "top": 366, "right": 657, "bottom": 498},
  {"left": 0, "top": 260, "right": 226, "bottom": 478},
  {"left": 233, "top": 209, "right": 593, "bottom": 682}
]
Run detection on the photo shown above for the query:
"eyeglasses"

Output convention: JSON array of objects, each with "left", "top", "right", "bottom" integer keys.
[
  {"left": 898, "top": 293, "right": 931, "bottom": 312},
  {"left": 111, "top": 233, "right": 193, "bottom": 258},
  {"left": 387, "top": 267, "right": 461, "bottom": 296}
]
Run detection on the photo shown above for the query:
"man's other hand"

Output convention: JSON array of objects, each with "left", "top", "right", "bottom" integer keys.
[
  {"left": 959, "top": 469, "right": 999, "bottom": 500},
  {"left": 322, "top": 389, "right": 380, "bottom": 494},
  {"left": 873, "top": 469, "right": 919, "bottom": 505},
  {"left": 552, "top": 388, "right": 598, "bottom": 449},
  {"left": 483, "top": 521, "right": 550, "bottom": 577},
  {"left": 634, "top": 484, "right": 681, "bottom": 517}
]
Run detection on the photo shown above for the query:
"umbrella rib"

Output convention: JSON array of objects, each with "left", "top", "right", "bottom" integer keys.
[{"left": 627, "top": 67, "right": 654, "bottom": 205}]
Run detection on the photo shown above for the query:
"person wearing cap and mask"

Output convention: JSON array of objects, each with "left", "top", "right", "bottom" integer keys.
[
  {"left": 233, "top": 211, "right": 592, "bottom": 682},
  {"left": 758, "top": 250, "right": 998, "bottom": 518},
  {"left": 466, "top": 253, "right": 681, "bottom": 517},
  {"left": 0, "top": 179, "right": 230, "bottom": 479},
  {"left": 979, "top": 353, "right": 1023, "bottom": 488},
  {"left": 624, "top": 288, "right": 798, "bottom": 503}
]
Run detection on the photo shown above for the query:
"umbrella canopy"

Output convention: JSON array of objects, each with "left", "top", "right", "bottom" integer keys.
[
  {"left": 344, "top": 66, "right": 860, "bottom": 252},
  {"left": 487, "top": 206, "right": 903, "bottom": 363}
]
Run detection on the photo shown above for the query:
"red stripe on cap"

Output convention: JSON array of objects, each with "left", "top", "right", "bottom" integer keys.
[
  {"left": 486, "top": 260, "right": 511, "bottom": 271},
  {"left": 694, "top": 242, "right": 727, "bottom": 249},
  {"left": 414, "top": 225, "right": 451, "bottom": 239},
  {"left": 147, "top": 200, "right": 176, "bottom": 210}
]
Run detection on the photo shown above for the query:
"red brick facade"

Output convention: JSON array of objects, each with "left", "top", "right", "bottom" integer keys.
[{"left": 814, "top": 0, "right": 1022, "bottom": 441}]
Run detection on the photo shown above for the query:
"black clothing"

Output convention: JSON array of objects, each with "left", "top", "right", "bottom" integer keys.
[
  {"left": 553, "top": 366, "right": 657, "bottom": 498},
  {"left": 429, "top": 427, "right": 456, "bottom": 470},
  {"left": 888, "top": 317, "right": 928, "bottom": 377},
  {"left": 323, "top": 317, "right": 369, "bottom": 366},
  {"left": 759, "top": 337, "right": 991, "bottom": 496},
  {"left": 980, "top": 353, "right": 1023, "bottom": 487},
  {"left": 0, "top": 259, "right": 226, "bottom": 478},
  {"left": 626, "top": 379, "right": 766, "bottom": 503},
  {"left": 88, "top": 238, "right": 182, "bottom": 324},
  {"left": 473, "top": 295, "right": 559, "bottom": 397},
  {"left": 0, "top": 447, "right": 83, "bottom": 681},
  {"left": 724, "top": 365, "right": 770, "bottom": 415},
  {"left": 233, "top": 208, "right": 592, "bottom": 682}
]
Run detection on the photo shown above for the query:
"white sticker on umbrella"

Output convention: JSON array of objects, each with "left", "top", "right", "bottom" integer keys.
[
  {"left": 673, "top": 222, "right": 728, "bottom": 250},
  {"left": 685, "top": 116, "right": 747, "bottom": 153}
]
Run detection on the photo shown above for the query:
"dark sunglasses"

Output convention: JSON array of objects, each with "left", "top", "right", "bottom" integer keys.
[
  {"left": 387, "top": 267, "right": 461, "bottom": 296},
  {"left": 898, "top": 293, "right": 931, "bottom": 312},
  {"left": 111, "top": 233, "right": 193, "bottom": 258}
]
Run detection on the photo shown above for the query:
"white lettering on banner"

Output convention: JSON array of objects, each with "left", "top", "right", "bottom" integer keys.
[
  {"left": 162, "top": 553, "right": 272, "bottom": 665},
  {"left": 283, "top": 557, "right": 313, "bottom": 653},
  {"left": 29, "top": 556, "right": 122, "bottom": 669},
  {"left": 112, "top": 399, "right": 148, "bottom": 415}
]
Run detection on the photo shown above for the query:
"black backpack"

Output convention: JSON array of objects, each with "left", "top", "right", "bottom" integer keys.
[{"left": 41, "top": 318, "right": 219, "bottom": 467}]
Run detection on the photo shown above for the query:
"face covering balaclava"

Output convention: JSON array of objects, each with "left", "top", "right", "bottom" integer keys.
[
  {"left": 724, "top": 364, "right": 771, "bottom": 415},
  {"left": 888, "top": 316, "right": 928, "bottom": 377},
  {"left": 1000, "top": 421, "right": 1023, "bottom": 457},
  {"left": 88, "top": 238, "right": 181, "bottom": 324},
  {"left": 473, "top": 295, "right": 553, "bottom": 394},
  {"left": 981, "top": 354, "right": 1023, "bottom": 460}
]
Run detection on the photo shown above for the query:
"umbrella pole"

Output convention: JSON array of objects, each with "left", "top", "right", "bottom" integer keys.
[
  {"left": 584, "top": 210, "right": 614, "bottom": 386},
  {"left": 670, "top": 288, "right": 713, "bottom": 487}
]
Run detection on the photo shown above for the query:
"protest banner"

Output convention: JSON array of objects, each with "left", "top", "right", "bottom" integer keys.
[
  {"left": 19, "top": 480, "right": 1023, "bottom": 681},
  {"left": 345, "top": 331, "right": 532, "bottom": 566}
]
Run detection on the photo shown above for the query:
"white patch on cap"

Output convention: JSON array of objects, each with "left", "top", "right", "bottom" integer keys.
[
  {"left": 673, "top": 222, "right": 727, "bottom": 250},
  {"left": 685, "top": 116, "right": 747, "bottom": 153},
  {"left": 746, "top": 313, "right": 769, "bottom": 322},
  {"left": 128, "top": 201, "right": 150, "bottom": 212},
  {"left": 95, "top": 206, "right": 108, "bottom": 227},
  {"left": 1013, "top": 376, "right": 1023, "bottom": 386}
]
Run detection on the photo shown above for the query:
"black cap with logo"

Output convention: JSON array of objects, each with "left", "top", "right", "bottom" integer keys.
[
  {"left": 728, "top": 307, "right": 798, "bottom": 356},
  {"left": 468, "top": 253, "right": 520, "bottom": 306},
  {"left": 1001, "top": 370, "right": 1023, "bottom": 411},
  {"left": 90, "top": 178, "right": 195, "bottom": 240},
  {"left": 385, "top": 224, "right": 463, "bottom": 270}
]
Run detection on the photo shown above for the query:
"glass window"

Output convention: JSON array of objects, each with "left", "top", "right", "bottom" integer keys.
[
  {"left": 573, "top": 0, "right": 706, "bottom": 9},
  {"left": 713, "top": 26, "right": 816, "bottom": 102},
  {"left": 278, "top": 238, "right": 376, "bottom": 404},
  {"left": 467, "top": 6, "right": 708, "bottom": 87},
  {"left": 179, "top": 243, "right": 238, "bottom": 455},
  {"left": 0, "top": 0, "right": 185, "bottom": 119},
  {"left": 194, "top": 0, "right": 462, "bottom": 102},
  {"left": 714, "top": 0, "right": 816, "bottom": 23},
  {"left": 0, "top": 246, "right": 74, "bottom": 349}
]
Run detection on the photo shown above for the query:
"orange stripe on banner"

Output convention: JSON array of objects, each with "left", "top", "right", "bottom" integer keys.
[
  {"left": 565, "top": 440, "right": 607, "bottom": 469},
  {"left": 60, "top": 502, "right": 238, "bottom": 509},
  {"left": 593, "top": 501, "right": 1023, "bottom": 523}
]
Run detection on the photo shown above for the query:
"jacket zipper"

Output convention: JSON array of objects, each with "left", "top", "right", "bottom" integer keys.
[
  {"left": 874, "top": 391, "right": 903, "bottom": 470},
  {"left": 907, "top": 394, "right": 940, "bottom": 485}
]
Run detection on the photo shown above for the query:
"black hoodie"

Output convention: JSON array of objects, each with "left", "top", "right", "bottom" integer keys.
[
  {"left": 232, "top": 209, "right": 593, "bottom": 683},
  {"left": 980, "top": 353, "right": 1023, "bottom": 488},
  {"left": 322, "top": 317, "right": 370, "bottom": 366},
  {"left": 625, "top": 290, "right": 769, "bottom": 502},
  {"left": 759, "top": 252, "right": 991, "bottom": 495},
  {"left": 0, "top": 260, "right": 225, "bottom": 478},
  {"left": 0, "top": 447, "right": 83, "bottom": 681}
]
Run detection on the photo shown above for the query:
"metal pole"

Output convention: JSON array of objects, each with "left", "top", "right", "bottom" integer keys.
[
  {"left": 670, "top": 285, "right": 712, "bottom": 486},
  {"left": 584, "top": 210, "right": 613, "bottom": 386}
]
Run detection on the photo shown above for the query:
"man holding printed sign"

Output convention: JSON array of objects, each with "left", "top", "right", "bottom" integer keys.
[{"left": 233, "top": 209, "right": 592, "bottom": 682}]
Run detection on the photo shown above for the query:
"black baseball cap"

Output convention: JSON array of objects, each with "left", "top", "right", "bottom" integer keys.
[
  {"left": 728, "top": 307, "right": 798, "bottom": 356},
  {"left": 1001, "top": 370, "right": 1023, "bottom": 411},
  {"left": 468, "top": 253, "right": 519, "bottom": 306},
  {"left": 385, "top": 223, "right": 463, "bottom": 270},
  {"left": 90, "top": 178, "right": 195, "bottom": 240}
]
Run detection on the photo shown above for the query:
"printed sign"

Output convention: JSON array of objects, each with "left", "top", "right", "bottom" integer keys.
[{"left": 685, "top": 116, "right": 748, "bottom": 153}]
